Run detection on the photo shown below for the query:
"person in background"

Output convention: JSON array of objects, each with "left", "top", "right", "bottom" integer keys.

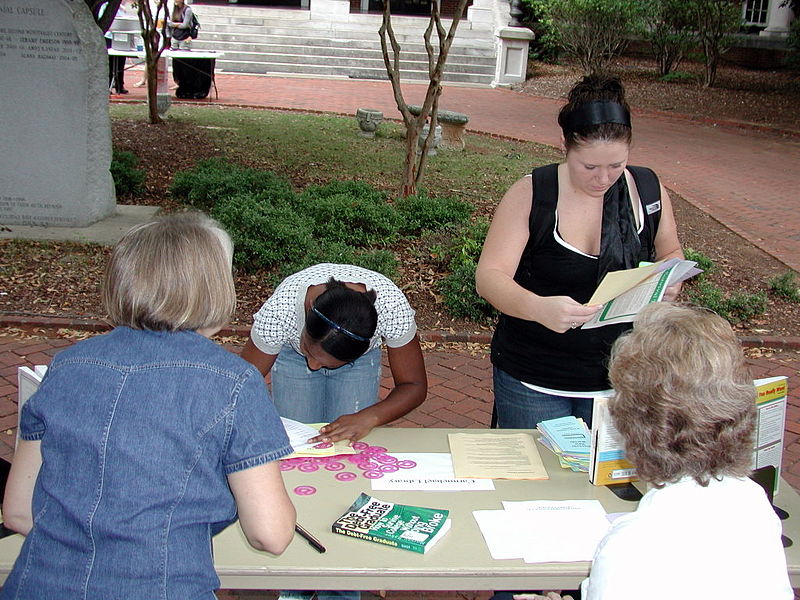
[
  {"left": 1, "top": 213, "right": 296, "bottom": 599},
  {"left": 168, "top": 0, "right": 194, "bottom": 50},
  {"left": 476, "top": 74, "right": 683, "bottom": 430},
  {"left": 241, "top": 263, "right": 427, "bottom": 600},
  {"left": 513, "top": 302, "right": 793, "bottom": 600},
  {"left": 100, "top": 0, "right": 134, "bottom": 94}
]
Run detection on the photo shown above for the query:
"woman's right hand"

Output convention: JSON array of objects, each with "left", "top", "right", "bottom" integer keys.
[{"left": 533, "top": 295, "right": 602, "bottom": 333}]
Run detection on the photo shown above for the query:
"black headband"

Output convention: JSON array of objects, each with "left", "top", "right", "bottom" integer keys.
[{"left": 563, "top": 100, "right": 631, "bottom": 133}]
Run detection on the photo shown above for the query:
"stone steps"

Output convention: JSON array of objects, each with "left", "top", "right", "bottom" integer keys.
[{"left": 188, "top": 4, "right": 497, "bottom": 83}]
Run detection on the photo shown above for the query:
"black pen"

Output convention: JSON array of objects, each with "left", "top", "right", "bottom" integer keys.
[{"left": 295, "top": 523, "right": 326, "bottom": 553}]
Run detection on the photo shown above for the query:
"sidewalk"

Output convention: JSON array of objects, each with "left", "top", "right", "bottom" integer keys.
[{"left": 113, "top": 70, "right": 800, "bottom": 272}]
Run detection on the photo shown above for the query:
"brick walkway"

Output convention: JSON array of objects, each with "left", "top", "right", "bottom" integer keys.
[
  {"left": 1, "top": 327, "right": 798, "bottom": 489},
  {"left": 114, "top": 70, "right": 800, "bottom": 272},
  {"left": 1, "top": 326, "right": 799, "bottom": 598}
]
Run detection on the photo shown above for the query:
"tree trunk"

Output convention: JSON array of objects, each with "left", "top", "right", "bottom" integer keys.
[{"left": 379, "top": 0, "right": 469, "bottom": 198}]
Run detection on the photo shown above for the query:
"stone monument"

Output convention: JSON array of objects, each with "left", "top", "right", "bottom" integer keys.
[{"left": 0, "top": 0, "right": 116, "bottom": 227}]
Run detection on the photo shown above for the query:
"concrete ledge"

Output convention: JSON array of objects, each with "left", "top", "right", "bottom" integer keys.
[
  {"left": 0, "top": 205, "right": 161, "bottom": 246},
  {"left": 2, "top": 314, "right": 799, "bottom": 351}
]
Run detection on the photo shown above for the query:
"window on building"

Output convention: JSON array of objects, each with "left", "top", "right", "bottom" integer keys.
[{"left": 743, "top": 0, "right": 769, "bottom": 25}]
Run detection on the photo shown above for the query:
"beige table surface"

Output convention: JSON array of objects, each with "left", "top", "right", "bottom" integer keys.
[{"left": 0, "top": 428, "right": 797, "bottom": 590}]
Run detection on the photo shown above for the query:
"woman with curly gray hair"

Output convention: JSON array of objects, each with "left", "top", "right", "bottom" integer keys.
[
  {"left": 513, "top": 302, "right": 791, "bottom": 600},
  {"left": 586, "top": 302, "right": 791, "bottom": 599}
]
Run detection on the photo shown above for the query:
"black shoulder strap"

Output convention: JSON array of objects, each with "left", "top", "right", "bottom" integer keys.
[
  {"left": 627, "top": 165, "right": 661, "bottom": 259},
  {"left": 529, "top": 163, "right": 559, "bottom": 251}
]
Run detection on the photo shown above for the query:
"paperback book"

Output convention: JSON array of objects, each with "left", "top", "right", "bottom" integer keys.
[
  {"left": 332, "top": 492, "right": 451, "bottom": 554},
  {"left": 589, "top": 396, "right": 638, "bottom": 486}
]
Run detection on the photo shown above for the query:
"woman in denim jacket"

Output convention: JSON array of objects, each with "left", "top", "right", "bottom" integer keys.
[{"left": 1, "top": 213, "right": 297, "bottom": 599}]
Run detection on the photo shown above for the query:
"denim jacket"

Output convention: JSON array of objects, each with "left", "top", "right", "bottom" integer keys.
[{"left": 2, "top": 327, "right": 291, "bottom": 600}]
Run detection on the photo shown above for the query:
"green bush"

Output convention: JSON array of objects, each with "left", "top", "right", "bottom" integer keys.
[
  {"left": 660, "top": 70, "right": 697, "bottom": 83},
  {"left": 300, "top": 181, "right": 400, "bottom": 246},
  {"left": 683, "top": 247, "right": 714, "bottom": 277},
  {"left": 351, "top": 249, "right": 398, "bottom": 279},
  {"left": 395, "top": 191, "right": 474, "bottom": 236},
  {"left": 768, "top": 271, "right": 800, "bottom": 303},
  {"left": 170, "top": 158, "right": 296, "bottom": 212},
  {"left": 439, "top": 262, "right": 497, "bottom": 323},
  {"left": 788, "top": 17, "right": 800, "bottom": 71},
  {"left": 436, "top": 219, "right": 496, "bottom": 323},
  {"left": 519, "top": 0, "right": 562, "bottom": 62},
  {"left": 643, "top": 0, "right": 697, "bottom": 76},
  {"left": 110, "top": 149, "right": 146, "bottom": 197},
  {"left": 551, "top": 0, "right": 648, "bottom": 75},
  {"left": 686, "top": 280, "right": 768, "bottom": 324},
  {"left": 211, "top": 193, "right": 314, "bottom": 272}
]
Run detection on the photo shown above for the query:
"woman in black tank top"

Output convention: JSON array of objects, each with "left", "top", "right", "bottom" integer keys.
[{"left": 476, "top": 75, "right": 684, "bottom": 432}]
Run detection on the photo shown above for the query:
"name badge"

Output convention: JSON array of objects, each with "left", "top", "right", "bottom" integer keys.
[{"left": 645, "top": 201, "right": 661, "bottom": 215}]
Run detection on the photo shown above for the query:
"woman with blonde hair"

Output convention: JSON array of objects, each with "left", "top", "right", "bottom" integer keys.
[{"left": 1, "top": 213, "right": 296, "bottom": 599}]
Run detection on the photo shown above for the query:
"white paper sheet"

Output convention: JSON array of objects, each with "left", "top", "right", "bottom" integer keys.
[
  {"left": 280, "top": 417, "right": 320, "bottom": 452},
  {"left": 473, "top": 500, "right": 610, "bottom": 563},
  {"left": 370, "top": 452, "right": 495, "bottom": 491}
]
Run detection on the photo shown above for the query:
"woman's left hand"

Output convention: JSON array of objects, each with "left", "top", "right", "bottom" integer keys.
[
  {"left": 310, "top": 413, "right": 378, "bottom": 444},
  {"left": 662, "top": 280, "right": 682, "bottom": 302}
]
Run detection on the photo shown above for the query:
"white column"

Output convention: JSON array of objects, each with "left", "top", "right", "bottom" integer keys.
[
  {"left": 493, "top": 26, "right": 533, "bottom": 86},
  {"left": 760, "top": 0, "right": 794, "bottom": 36},
  {"left": 310, "top": 0, "right": 351, "bottom": 18},
  {"left": 467, "top": 0, "right": 495, "bottom": 31}
]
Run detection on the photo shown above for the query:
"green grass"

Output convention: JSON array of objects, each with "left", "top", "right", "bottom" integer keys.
[{"left": 109, "top": 104, "right": 559, "bottom": 201}]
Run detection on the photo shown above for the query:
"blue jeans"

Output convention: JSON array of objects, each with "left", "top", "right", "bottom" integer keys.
[
  {"left": 273, "top": 346, "right": 378, "bottom": 600},
  {"left": 271, "top": 346, "right": 381, "bottom": 422},
  {"left": 493, "top": 366, "right": 594, "bottom": 429}
]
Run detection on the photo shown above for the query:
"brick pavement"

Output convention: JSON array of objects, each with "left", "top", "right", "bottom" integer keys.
[
  {"left": 1, "top": 326, "right": 798, "bottom": 488},
  {"left": 113, "top": 70, "right": 800, "bottom": 272},
  {"left": 1, "top": 326, "right": 799, "bottom": 598}
]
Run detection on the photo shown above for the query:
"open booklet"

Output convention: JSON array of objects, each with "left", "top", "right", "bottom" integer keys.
[{"left": 582, "top": 258, "right": 701, "bottom": 329}]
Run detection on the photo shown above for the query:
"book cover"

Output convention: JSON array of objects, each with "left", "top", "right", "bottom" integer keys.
[
  {"left": 589, "top": 396, "right": 638, "bottom": 486},
  {"left": 332, "top": 492, "right": 451, "bottom": 554},
  {"left": 753, "top": 376, "right": 788, "bottom": 494}
]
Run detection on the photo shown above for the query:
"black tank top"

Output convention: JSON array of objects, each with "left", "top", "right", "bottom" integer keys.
[{"left": 490, "top": 163, "right": 661, "bottom": 392}]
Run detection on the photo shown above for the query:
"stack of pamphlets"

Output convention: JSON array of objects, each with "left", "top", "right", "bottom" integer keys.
[{"left": 537, "top": 416, "right": 591, "bottom": 472}]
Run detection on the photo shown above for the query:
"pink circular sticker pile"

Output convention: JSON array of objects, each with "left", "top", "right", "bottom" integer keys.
[
  {"left": 335, "top": 471, "right": 357, "bottom": 482},
  {"left": 293, "top": 485, "right": 317, "bottom": 496}
]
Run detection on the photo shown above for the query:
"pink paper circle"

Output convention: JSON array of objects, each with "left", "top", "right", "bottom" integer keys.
[
  {"left": 374, "top": 454, "right": 398, "bottom": 464},
  {"left": 314, "top": 442, "right": 333, "bottom": 449},
  {"left": 293, "top": 485, "right": 317, "bottom": 496},
  {"left": 335, "top": 471, "right": 357, "bottom": 482},
  {"left": 396, "top": 460, "right": 417, "bottom": 469},
  {"left": 298, "top": 462, "right": 320, "bottom": 473},
  {"left": 379, "top": 464, "right": 399, "bottom": 473},
  {"left": 363, "top": 470, "right": 384, "bottom": 479},
  {"left": 325, "top": 461, "right": 346, "bottom": 471},
  {"left": 356, "top": 461, "right": 378, "bottom": 470},
  {"left": 351, "top": 441, "right": 369, "bottom": 450},
  {"left": 366, "top": 446, "right": 387, "bottom": 453},
  {"left": 279, "top": 461, "right": 296, "bottom": 471}
]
